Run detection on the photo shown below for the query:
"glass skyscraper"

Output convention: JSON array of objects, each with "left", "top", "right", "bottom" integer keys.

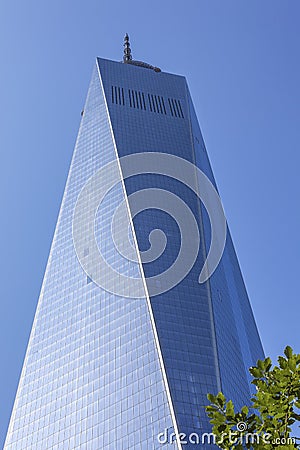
[{"left": 4, "top": 37, "right": 264, "bottom": 449}]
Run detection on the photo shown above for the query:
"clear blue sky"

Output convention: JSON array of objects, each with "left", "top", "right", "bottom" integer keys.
[{"left": 0, "top": 0, "right": 299, "bottom": 446}]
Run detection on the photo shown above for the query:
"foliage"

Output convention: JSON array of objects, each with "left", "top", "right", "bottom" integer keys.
[{"left": 206, "top": 346, "right": 300, "bottom": 449}]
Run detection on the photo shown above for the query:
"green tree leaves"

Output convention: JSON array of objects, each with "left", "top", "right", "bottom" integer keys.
[{"left": 206, "top": 346, "right": 300, "bottom": 449}]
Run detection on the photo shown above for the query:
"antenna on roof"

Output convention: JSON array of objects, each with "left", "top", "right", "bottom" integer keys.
[
  {"left": 122, "top": 33, "right": 161, "bottom": 72},
  {"left": 123, "top": 33, "right": 132, "bottom": 62}
]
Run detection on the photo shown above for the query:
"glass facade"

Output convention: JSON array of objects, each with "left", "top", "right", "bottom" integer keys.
[{"left": 4, "top": 57, "right": 264, "bottom": 450}]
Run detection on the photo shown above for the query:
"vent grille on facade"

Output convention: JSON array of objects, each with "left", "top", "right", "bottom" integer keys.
[
  {"left": 111, "top": 85, "right": 184, "bottom": 118},
  {"left": 168, "top": 98, "right": 184, "bottom": 118},
  {"left": 111, "top": 86, "right": 125, "bottom": 105},
  {"left": 128, "top": 89, "right": 146, "bottom": 110},
  {"left": 147, "top": 94, "right": 166, "bottom": 115}
]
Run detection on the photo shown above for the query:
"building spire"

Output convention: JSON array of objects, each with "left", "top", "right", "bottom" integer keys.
[
  {"left": 123, "top": 33, "right": 133, "bottom": 62},
  {"left": 122, "top": 33, "right": 161, "bottom": 72}
]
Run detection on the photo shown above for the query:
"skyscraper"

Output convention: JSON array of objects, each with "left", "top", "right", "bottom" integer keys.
[{"left": 4, "top": 36, "right": 264, "bottom": 449}]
